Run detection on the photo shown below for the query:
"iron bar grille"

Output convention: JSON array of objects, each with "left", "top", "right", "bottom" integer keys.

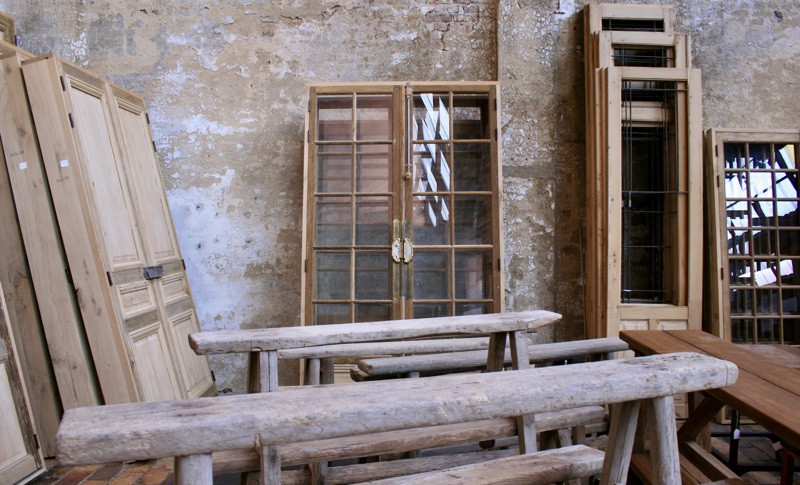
[
  {"left": 724, "top": 142, "right": 800, "bottom": 344},
  {"left": 620, "top": 81, "right": 684, "bottom": 304},
  {"left": 602, "top": 18, "right": 665, "bottom": 32},
  {"left": 613, "top": 47, "right": 674, "bottom": 68}
]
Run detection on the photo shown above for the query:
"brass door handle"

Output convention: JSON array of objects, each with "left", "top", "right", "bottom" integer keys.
[
  {"left": 403, "top": 238, "right": 413, "bottom": 263},
  {"left": 392, "top": 238, "right": 402, "bottom": 263}
]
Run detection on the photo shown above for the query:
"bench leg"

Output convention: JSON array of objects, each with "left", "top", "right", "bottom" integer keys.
[
  {"left": 510, "top": 330, "right": 538, "bottom": 453},
  {"left": 248, "top": 351, "right": 279, "bottom": 393},
  {"left": 175, "top": 453, "right": 212, "bottom": 485},
  {"left": 260, "top": 444, "right": 282, "bottom": 485},
  {"left": 600, "top": 400, "right": 641, "bottom": 485},
  {"left": 305, "top": 358, "right": 321, "bottom": 385},
  {"left": 647, "top": 395, "right": 681, "bottom": 485}
]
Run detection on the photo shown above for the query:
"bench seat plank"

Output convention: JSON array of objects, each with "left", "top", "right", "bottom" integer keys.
[
  {"left": 278, "top": 337, "right": 491, "bottom": 360},
  {"left": 189, "top": 310, "right": 561, "bottom": 354},
  {"left": 57, "top": 353, "right": 736, "bottom": 466},
  {"left": 357, "top": 338, "right": 629, "bottom": 376},
  {"left": 359, "top": 444, "right": 605, "bottom": 485}
]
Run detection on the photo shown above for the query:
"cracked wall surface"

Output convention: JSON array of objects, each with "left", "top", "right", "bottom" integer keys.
[{"left": 2, "top": 0, "right": 800, "bottom": 392}]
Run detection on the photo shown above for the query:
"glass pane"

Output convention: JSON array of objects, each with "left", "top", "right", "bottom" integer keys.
[
  {"left": 756, "top": 318, "right": 780, "bottom": 343},
  {"left": 314, "top": 252, "right": 350, "bottom": 300},
  {"left": 779, "top": 259, "right": 800, "bottom": 285},
  {"left": 755, "top": 288, "right": 780, "bottom": 314},
  {"left": 749, "top": 144, "right": 773, "bottom": 169},
  {"left": 453, "top": 143, "right": 490, "bottom": 191},
  {"left": 751, "top": 259, "right": 778, "bottom": 286},
  {"left": 776, "top": 144, "right": 796, "bottom": 169},
  {"left": 752, "top": 231, "right": 777, "bottom": 256},
  {"left": 317, "top": 144, "right": 352, "bottom": 193},
  {"left": 724, "top": 172, "right": 748, "bottom": 200},
  {"left": 750, "top": 201, "right": 774, "bottom": 227},
  {"left": 456, "top": 302, "right": 491, "bottom": 316},
  {"left": 414, "top": 142, "right": 450, "bottom": 193},
  {"left": 785, "top": 318, "right": 799, "bottom": 344},
  {"left": 455, "top": 250, "right": 492, "bottom": 300},
  {"left": 454, "top": 195, "right": 491, "bottom": 245},
  {"left": 414, "top": 303, "right": 449, "bottom": 319},
  {"left": 452, "top": 94, "right": 489, "bottom": 140},
  {"left": 355, "top": 251, "right": 390, "bottom": 300},
  {"left": 724, "top": 144, "right": 747, "bottom": 170},
  {"left": 730, "top": 287, "right": 753, "bottom": 315},
  {"left": 355, "top": 304, "right": 391, "bottom": 322},
  {"left": 356, "top": 95, "right": 391, "bottom": 141},
  {"left": 356, "top": 145, "right": 391, "bottom": 193},
  {"left": 728, "top": 230, "right": 750, "bottom": 256},
  {"left": 749, "top": 172, "right": 774, "bottom": 199},
  {"left": 782, "top": 288, "right": 799, "bottom": 315},
  {"left": 413, "top": 196, "right": 450, "bottom": 245},
  {"left": 730, "top": 318, "right": 753, "bottom": 343},
  {"left": 413, "top": 93, "right": 449, "bottom": 141},
  {"left": 314, "top": 303, "right": 350, "bottom": 325},
  {"left": 355, "top": 196, "right": 390, "bottom": 246},
  {"left": 413, "top": 251, "right": 449, "bottom": 300},
  {"left": 315, "top": 197, "right": 351, "bottom": 246},
  {"left": 729, "top": 259, "right": 751, "bottom": 285},
  {"left": 317, "top": 95, "right": 352, "bottom": 141}
]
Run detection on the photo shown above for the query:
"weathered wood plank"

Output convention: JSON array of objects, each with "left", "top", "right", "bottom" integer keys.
[
  {"left": 211, "top": 406, "right": 606, "bottom": 473},
  {"left": 190, "top": 311, "right": 561, "bottom": 354},
  {"left": 647, "top": 395, "right": 681, "bottom": 485},
  {"left": 357, "top": 338, "right": 628, "bottom": 376},
  {"left": 360, "top": 445, "right": 605, "bottom": 485},
  {"left": 174, "top": 454, "right": 212, "bottom": 485},
  {"left": 600, "top": 400, "right": 640, "bottom": 485},
  {"left": 57, "top": 353, "right": 736, "bottom": 465},
  {"left": 279, "top": 337, "right": 491, "bottom": 360}
]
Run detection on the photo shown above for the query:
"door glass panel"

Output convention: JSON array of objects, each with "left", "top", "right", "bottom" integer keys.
[
  {"left": 314, "top": 303, "right": 351, "bottom": 325},
  {"left": 728, "top": 231, "right": 750, "bottom": 256},
  {"left": 783, "top": 287, "right": 799, "bottom": 315},
  {"left": 452, "top": 94, "right": 489, "bottom": 140},
  {"left": 317, "top": 144, "right": 352, "bottom": 193},
  {"left": 413, "top": 196, "right": 450, "bottom": 245},
  {"left": 748, "top": 144, "right": 773, "bottom": 169},
  {"left": 315, "top": 197, "right": 351, "bottom": 246},
  {"left": 356, "top": 145, "right": 391, "bottom": 193},
  {"left": 414, "top": 143, "right": 450, "bottom": 194},
  {"left": 356, "top": 95, "right": 391, "bottom": 141},
  {"left": 730, "top": 287, "right": 753, "bottom": 314},
  {"left": 413, "top": 93, "right": 449, "bottom": 142},
  {"left": 750, "top": 201, "right": 775, "bottom": 227},
  {"left": 414, "top": 303, "right": 449, "bottom": 319},
  {"left": 752, "top": 231, "right": 776, "bottom": 256},
  {"left": 456, "top": 302, "right": 491, "bottom": 316},
  {"left": 355, "top": 304, "right": 391, "bottom": 322},
  {"left": 355, "top": 251, "right": 390, "bottom": 300},
  {"left": 454, "top": 195, "right": 492, "bottom": 245},
  {"left": 318, "top": 95, "right": 352, "bottom": 141},
  {"left": 315, "top": 252, "right": 350, "bottom": 300},
  {"left": 756, "top": 318, "right": 780, "bottom": 342},
  {"left": 413, "top": 251, "right": 449, "bottom": 300},
  {"left": 355, "top": 196, "right": 390, "bottom": 246},
  {"left": 453, "top": 143, "right": 490, "bottom": 191},
  {"left": 455, "top": 250, "right": 492, "bottom": 299}
]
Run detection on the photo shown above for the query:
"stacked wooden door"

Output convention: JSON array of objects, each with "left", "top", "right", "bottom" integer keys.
[
  {"left": 584, "top": 4, "right": 704, "bottom": 340},
  {"left": 21, "top": 54, "right": 214, "bottom": 403}
]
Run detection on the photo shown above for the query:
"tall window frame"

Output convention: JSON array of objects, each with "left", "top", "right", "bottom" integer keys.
[{"left": 301, "top": 82, "right": 504, "bottom": 327}]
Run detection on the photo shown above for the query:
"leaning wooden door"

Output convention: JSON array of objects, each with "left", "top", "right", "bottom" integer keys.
[
  {"left": 0, "top": 281, "right": 45, "bottom": 484},
  {"left": 108, "top": 84, "right": 214, "bottom": 398}
]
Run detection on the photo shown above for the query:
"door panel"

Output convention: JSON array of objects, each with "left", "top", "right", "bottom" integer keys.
[
  {"left": 168, "top": 310, "right": 213, "bottom": 398},
  {"left": 129, "top": 322, "right": 181, "bottom": 402}
]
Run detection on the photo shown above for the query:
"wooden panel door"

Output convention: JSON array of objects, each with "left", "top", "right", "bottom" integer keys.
[
  {"left": 108, "top": 84, "right": 213, "bottom": 398},
  {"left": 0, "top": 281, "right": 45, "bottom": 483}
]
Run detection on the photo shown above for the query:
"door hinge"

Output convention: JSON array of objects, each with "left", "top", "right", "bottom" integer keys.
[
  {"left": 716, "top": 174, "right": 720, "bottom": 187},
  {"left": 145, "top": 112, "right": 151, "bottom": 124},
  {"left": 106, "top": 271, "right": 113, "bottom": 286},
  {"left": 307, "top": 130, "right": 311, "bottom": 143},
  {"left": 143, "top": 265, "right": 164, "bottom": 280},
  {"left": 65, "top": 268, "right": 74, "bottom": 288},
  {"left": 68, "top": 113, "right": 75, "bottom": 128},
  {"left": 494, "top": 127, "right": 498, "bottom": 140},
  {"left": 494, "top": 97, "right": 498, "bottom": 111},
  {"left": 498, "top": 258, "right": 502, "bottom": 271},
  {"left": 33, "top": 434, "right": 40, "bottom": 450},
  {"left": 720, "top": 267, "right": 724, "bottom": 280},
  {"left": 715, "top": 144, "right": 719, "bottom": 157},
  {"left": 152, "top": 141, "right": 157, "bottom": 152},
  {"left": 60, "top": 75, "right": 66, "bottom": 91},
  {"left": 304, "top": 259, "right": 308, "bottom": 273},
  {"left": 308, "top": 99, "right": 311, "bottom": 112},
  {"left": 211, "top": 370, "right": 216, "bottom": 382},
  {"left": 181, "top": 259, "right": 186, "bottom": 270}
]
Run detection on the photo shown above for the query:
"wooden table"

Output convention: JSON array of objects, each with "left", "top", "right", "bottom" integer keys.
[{"left": 620, "top": 330, "right": 800, "bottom": 485}]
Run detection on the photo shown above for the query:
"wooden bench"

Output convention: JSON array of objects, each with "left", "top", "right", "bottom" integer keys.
[
  {"left": 352, "top": 337, "right": 629, "bottom": 380},
  {"left": 57, "top": 352, "right": 738, "bottom": 485}
]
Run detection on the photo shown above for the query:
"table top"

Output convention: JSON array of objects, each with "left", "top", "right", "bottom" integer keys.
[{"left": 620, "top": 330, "right": 800, "bottom": 453}]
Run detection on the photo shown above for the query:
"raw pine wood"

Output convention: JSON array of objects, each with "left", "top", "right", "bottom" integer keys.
[
  {"left": 0, "top": 51, "right": 97, "bottom": 439},
  {"left": 260, "top": 445, "right": 281, "bottom": 485},
  {"left": 280, "top": 336, "right": 490, "bottom": 360},
  {"left": 0, "top": 280, "right": 45, "bottom": 483},
  {"left": 362, "top": 445, "right": 605, "bottom": 485},
  {"left": 57, "top": 353, "right": 736, "bottom": 465},
  {"left": 191, "top": 310, "right": 560, "bottom": 354},
  {"left": 356, "top": 337, "right": 628, "bottom": 376},
  {"left": 175, "top": 453, "right": 213, "bottom": 485},
  {"left": 0, "top": 11, "right": 14, "bottom": 44}
]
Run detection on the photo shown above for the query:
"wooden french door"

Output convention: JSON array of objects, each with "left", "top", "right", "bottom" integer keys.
[{"left": 302, "top": 82, "right": 503, "bottom": 326}]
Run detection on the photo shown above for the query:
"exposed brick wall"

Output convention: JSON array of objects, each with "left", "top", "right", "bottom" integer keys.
[{"left": 423, "top": 0, "right": 489, "bottom": 31}]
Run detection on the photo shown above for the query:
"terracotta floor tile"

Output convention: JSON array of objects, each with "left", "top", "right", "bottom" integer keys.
[
  {"left": 138, "top": 467, "right": 171, "bottom": 485},
  {"left": 88, "top": 464, "right": 125, "bottom": 481},
  {"left": 53, "top": 468, "right": 95, "bottom": 485},
  {"left": 107, "top": 470, "right": 144, "bottom": 485}
]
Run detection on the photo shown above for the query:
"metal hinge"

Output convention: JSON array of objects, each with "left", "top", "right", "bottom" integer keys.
[
  {"left": 494, "top": 97, "right": 498, "bottom": 111},
  {"left": 307, "top": 130, "right": 311, "bottom": 143},
  {"left": 143, "top": 265, "right": 164, "bottom": 280},
  {"left": 68, "top": 113, "right": 75, "bottom": 128},
  {"left": 33, "top": 434, "right": 40, "bottom": 450},
  {"left": 145, "top": 112, "right": 151, "bottom": 124},
  {"left": 211, "top": 370, "right": 216, "bottom": 382},
  {"left": 304, "top": 259, "right": 307, "bottom": 273},
  {"left": 60, "top": 75, "right": 66, "bottom": 91},
  {"left": 106, "top": 271, "right": 113, "bottom": 286},
  {"left": 308, "top": 99, "right": 311, "bottom": 112},
  {"left": 182, "top": 259, "right": 186, "bottom": 270},
  {"left": 152, "top": 141, "right": 157, "bottom": 152},
  {"left": 715, "top": 145, "right": 719, "bottom": 157}
]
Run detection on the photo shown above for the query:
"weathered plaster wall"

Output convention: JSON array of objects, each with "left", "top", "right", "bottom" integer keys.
[{"left": 3, "top": 0, "right": 800, "bottom": 392}]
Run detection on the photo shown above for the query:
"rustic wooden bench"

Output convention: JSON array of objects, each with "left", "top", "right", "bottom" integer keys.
[
  {"left": 57, "top": 352, "right": 738, "bottom": 485},
  {"left": 351, "top": 337, "right": 629, "bottom": 380}
]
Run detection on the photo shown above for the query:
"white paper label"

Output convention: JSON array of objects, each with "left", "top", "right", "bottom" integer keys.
[
  {"left": 60, "top": 159, "right": 69, "bottom": 167},
  {"left": 18, "top": 162, "right": 27, "bottom": 170}
]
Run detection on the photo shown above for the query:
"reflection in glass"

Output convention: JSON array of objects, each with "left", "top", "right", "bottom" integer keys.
[
  {"left": 356, "top": 145, "right": 391, "bottom": 193},
  {"left": 414, "top": 93, "right": 449, "bottom": 142},
  {"left": 728, "top": 230, "right": 750, "bottom": 256},
  {"left": 452, "top": 94, "right": 489, "bottom": 140},
  {"left": 318, "top": 95, "right": 352, "bottom": 141},
  {"left": 413, "top": 251, "right": 448, "bottom": 300},
  {"left": 749, "top": 144, "right": 773, "bottom": 169},
  {"left": 730, "top": 318, "right": 752, "bottom": 343},
  {"left": 317, "top": 144, "right": 352, "bottom": 193},
  {"left": 729, "top": 259, "right": 751, "bottom": 284},
  {"left": 356, "top": 95, "right": 391, "bottom": 141},
  {"left": 414, "top": 303, "right": 449, "bottom": 319},
  {"left": 413, "top": 196, "right": 449, "bottom": 245},
  {"left": 355, "top": 304, "right": 391, "bottom": 322},
  {"left": 750, "top": 201, "right": 775, "bottom": 227},
  {"left": 783, "top": 287, "right": 799, "bottom": 315},
  {"left": 315, "top": 197, "right": 351, "bottom": 246},
  {"left": 414, "top": 143, "right": 450, "bottom": 194},
  {"left": 756, "top": 318, "right": 780, "bottom": 342},
  {"left": 456, "top": 302, "right": 491, "bottom": 316},
  {"left": 314, "top": 303, "right": 350, "bottom": 325},
  {"left": 752, "top": 231, "right": 776, "bottom": 256},
  {"left": 785, "top": 319, "right": 798, "bottom": 343},
  {"left": 454, "top": 196, "right": 491, "bottom": 245},
  {"left": 355, "top": 196, "right": 390, "bottom": 246},
  {"left": 455, "top": 251, "right": 491, "bottom": 299},
  {"left": 314, "top": 252, "right": 350, "bottom": 300},
  {"left": 453, "top": 143, "right": 490, "bottom": 191},
  {"left": 749, "top": 172, "right": 774, "bottom": 199},
  {"left": 355, "top": 252, "right": 390, "bottom": 300},
  {"left": 755, "top": 288, "right": 779, "bottom": 314},
  {"left": 730, "top": 287, "right": 752, "bottom": 315}
]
